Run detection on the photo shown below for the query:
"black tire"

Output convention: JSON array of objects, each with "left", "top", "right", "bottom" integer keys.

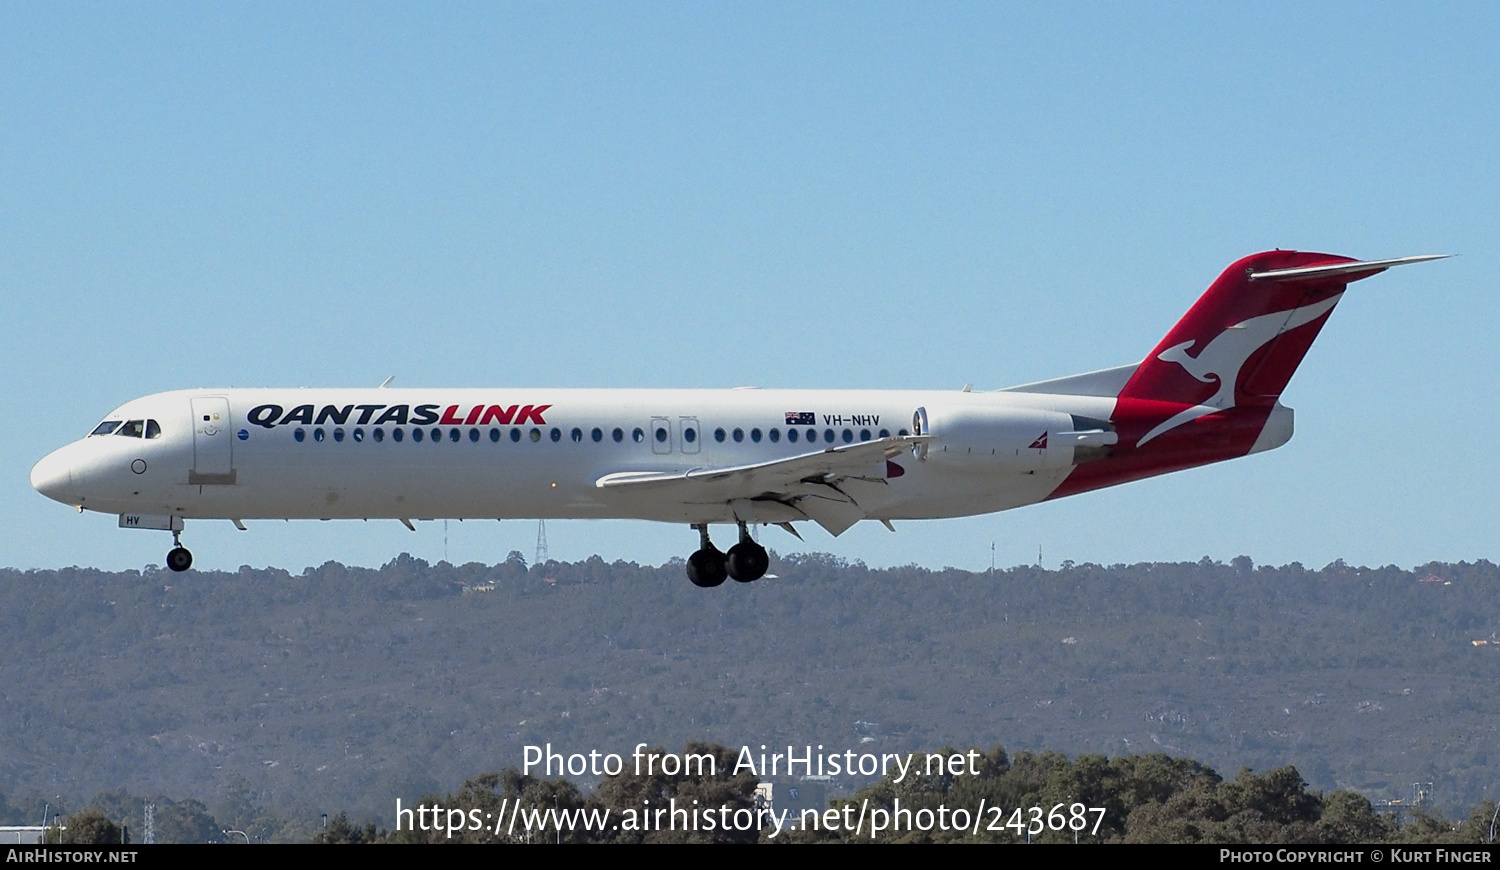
[
  {"left": 727, "top": 541, "right": 769, "bottom": 583},
  {"left": 686, "top": 547, "right": 727, "bottom": 588},
  {"left": 166, "top": 547, "right": 193, "bottom": 573}
]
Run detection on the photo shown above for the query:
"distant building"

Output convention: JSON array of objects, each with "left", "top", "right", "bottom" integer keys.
[{"left": 756, "top": 777, "right": 831, "bottom": 820}]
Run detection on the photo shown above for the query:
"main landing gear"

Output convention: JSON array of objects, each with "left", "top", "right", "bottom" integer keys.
[
  {"left": 166, "top": 528, "right": 193, "bottom": 573},
  {"left": 686, "top": 523, "right": 769, "bottom": 588}
]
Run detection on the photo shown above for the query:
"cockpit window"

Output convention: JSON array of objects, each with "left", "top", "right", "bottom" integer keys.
[
  {"left": 90, "top": 421, "right": 121, "bottom": 437},
  {"left": 145, "top": 420, "right": 162, "bottom": 439},
  {"left": 116, "top": 420, "right": 146, "bottom": 438}
]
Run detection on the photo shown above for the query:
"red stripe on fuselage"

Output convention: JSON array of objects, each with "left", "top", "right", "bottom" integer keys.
[{"left": 1047, "top": 400, "right": 1271, "bottom": 500}]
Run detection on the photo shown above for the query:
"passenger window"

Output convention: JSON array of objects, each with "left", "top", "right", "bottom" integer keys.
[
  {"left": 732, "top": 428, "right": 744, "bottom": 443},
  {"left": 860, "top": 429, "right": 871, "bottom": 441},
  {"left": 333, "top": 428, "right": 345, "bottom": 442},
  {"left": 592, "top": 427, "right": 603, "bottom": 442},
  {"left": 294, "top": 428, "right": 306, "bottom": 442},
  {"left": 90, "top": 421, "right": 121, "bottom": 437},
  {"left": 684, "top": 427, "right": 696, "bottom": 443},
  {"left": 613, "top": 427, "right": 624, "bottom": 443},
  {"left": 654, "top": 426, "right": 667, "bottom": 443},
  {"left": 530, "top": 428, "right": 542, "bottom": 442},
  {"left": 769, "top": 428, "right": 780, "bottom": 443},
  {"left": 751, "top": 428, "right": 762, "bottom": 443},
  {"left": 145, "top": 420, "right": 162, "bottom": 439},
  {"left": 448, "top": 428, "right": 460, "bottom": 442},
  {"left": 632, "top": 427, "right": 644, "bottom": 443},
  {"left": 551, "top": 427, "right": 561, "bottom": 442},
  {"left": 842, "top": 429, "right": 853, "bottom": 443},
  {"left": 806, "top": 428, "right": 816, "bottom": 441},
  {"left": 490, "top": 428, "right": 500, "bottom": 443},
  {"left": 823, "top": 429, "right": 834, "bottom": 443},
  {"left": 571, "top": 428, "right": 582, "bottom": 443},
  {"left": 510, "top": 428, "right": 521, "bottom": 442},
  {"left": 314, "top": 428, "right": 325, "bottom": 442},
  {"left": 880, "top": 429, "right": 890, "bottom": 438},
  {"left": 787, "top": 428, "right": 799, "bottom": 443},
  {"left": 714, "top": 428, "right": 726, "bottom": 443},
  {"left": 373, "top": 428, "right": 384, "bottom": 443},
  {"left": 353, "top": 427, "right": 364, "bottom": 442},
  {"left": 434, "top": 428, "right": 444, "bottom": 442},
  {"left": 898, "top": 429, "right": 909, "bottom": 437},
  {"left": 393, "top": 428, "right": 404, "bottom": 442},
  {"left": 468, "top": 428, "right": 479, "bottom": 443},
  {"left": 413, "top": 428, "right": 424, "bottom": 442}
]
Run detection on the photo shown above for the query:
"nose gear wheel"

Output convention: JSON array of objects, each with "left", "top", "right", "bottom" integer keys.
[
  {"left": 167, "top": 547, "right": 193, "bottom": 572},
  {"left": 166, "top": 528, "right": 193, "bottom": 573}
]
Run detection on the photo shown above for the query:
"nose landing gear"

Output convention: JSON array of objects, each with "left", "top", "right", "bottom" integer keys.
[
  {"left": 166, "top": 528, "right": 193, "bottom": 573},
  {"left": 685, "top": 523, "right": 768, "bottom": 588}
]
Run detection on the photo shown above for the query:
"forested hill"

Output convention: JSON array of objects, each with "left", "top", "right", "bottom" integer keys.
[{"left": 1, "top": 554, "right": 1494, "bottom": 831}]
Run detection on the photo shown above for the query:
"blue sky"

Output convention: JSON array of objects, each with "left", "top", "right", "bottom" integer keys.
[{"left": 3, "top": 3, "right": 1491, "bottom": 573}]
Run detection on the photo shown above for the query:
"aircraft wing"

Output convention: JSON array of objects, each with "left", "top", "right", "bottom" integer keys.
[{"left": 595, "top": 435, "right": 929, "bottom": 535}]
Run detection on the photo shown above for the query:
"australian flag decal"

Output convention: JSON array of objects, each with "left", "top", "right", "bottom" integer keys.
[{"left": 785, "top": 411, "right": 816, "bottom": 426}]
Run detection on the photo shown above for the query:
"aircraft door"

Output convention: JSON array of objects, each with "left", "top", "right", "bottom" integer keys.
[
  {"left": 650, "top": 416, "right": 673, "bottom": 455},
  {"left": 189, "top": 396, "right": 235, "bottom": 483}
]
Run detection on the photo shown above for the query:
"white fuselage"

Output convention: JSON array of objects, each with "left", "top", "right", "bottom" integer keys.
[{"left": 30, "top": 386, "right": 1117, "bottom": 531}]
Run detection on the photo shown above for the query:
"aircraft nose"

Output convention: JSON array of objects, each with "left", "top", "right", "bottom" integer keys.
[{"left": 30, "top": 448, "right": 75, "bottom": 504}]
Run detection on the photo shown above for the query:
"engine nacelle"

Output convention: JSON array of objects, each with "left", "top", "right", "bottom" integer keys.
[{"left": 912, "top": 405, "right": 1116, "bottom": 469}]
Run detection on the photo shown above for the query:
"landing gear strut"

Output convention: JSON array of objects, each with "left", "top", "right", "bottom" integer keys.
[
  {"left": 166, "top": 528, "right": 193, "bottom": 573},
  {"left": 686, "top": 524, "right": 727, "bottom": 588}
]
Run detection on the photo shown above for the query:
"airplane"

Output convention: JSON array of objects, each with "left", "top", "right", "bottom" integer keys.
[{"left": 31, "top": 250, "right": 1444, "bottom": 588}]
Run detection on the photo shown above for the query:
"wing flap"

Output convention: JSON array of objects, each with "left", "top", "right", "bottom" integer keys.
[
  {"left": 595, "top": 435, "right": 926, "bottom": 493},
  {"left": 791, "top": 487, "right": 866, "bottom": 536},
  {"left": 595, "top": 435, "right": 929, "bottom": 532}
]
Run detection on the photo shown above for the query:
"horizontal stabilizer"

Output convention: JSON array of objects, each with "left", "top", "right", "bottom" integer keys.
[{"left": 1249, "top": 255, "right": 1448, "bottom": 283}]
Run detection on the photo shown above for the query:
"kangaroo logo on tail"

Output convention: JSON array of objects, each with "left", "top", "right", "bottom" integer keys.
[{"left": 1137, "top": 293, "right": 1343, "bottom": 446}]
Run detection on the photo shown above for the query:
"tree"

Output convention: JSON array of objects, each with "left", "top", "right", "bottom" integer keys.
[
  {"left": 1316, "top": 792, "right": 1392, "bottom": 843},
  {"left": 155, "top": 799, "right": 220, "bottom": 844},
  {"left": 313, "top": 812, "right": 380, "bottom": 844},
  {"left": 594, "top": 742, "right": 759, "bottom": 843},
  {"left": 383, "top": 768, "right": 592, "bottom": 844},
  {"left": 46, "top": 809, "right": 122, "bottom": 844}
]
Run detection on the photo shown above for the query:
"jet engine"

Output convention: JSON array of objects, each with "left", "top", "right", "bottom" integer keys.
[{"left": 911, "top": 405, "right": 1117, "bottom": 469}]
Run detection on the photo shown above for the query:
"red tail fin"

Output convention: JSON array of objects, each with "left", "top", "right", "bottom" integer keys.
[
  {"left": 1047, "top": 250, "right": 1442, "bottom": 501},
  {"left": 1118, "top": 250, "right": 1428, "bottom": 445},
  {"left": 1123, "top": 251, "right": 1355, "bottom": 406}
]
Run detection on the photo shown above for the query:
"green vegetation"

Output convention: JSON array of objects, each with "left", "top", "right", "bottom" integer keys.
[
  {"left": 1, "top": 553, "right": 1496, "bottom": 841},
  {"left": 317, "top": 745, "right": 1500, "bottom": 844}
]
